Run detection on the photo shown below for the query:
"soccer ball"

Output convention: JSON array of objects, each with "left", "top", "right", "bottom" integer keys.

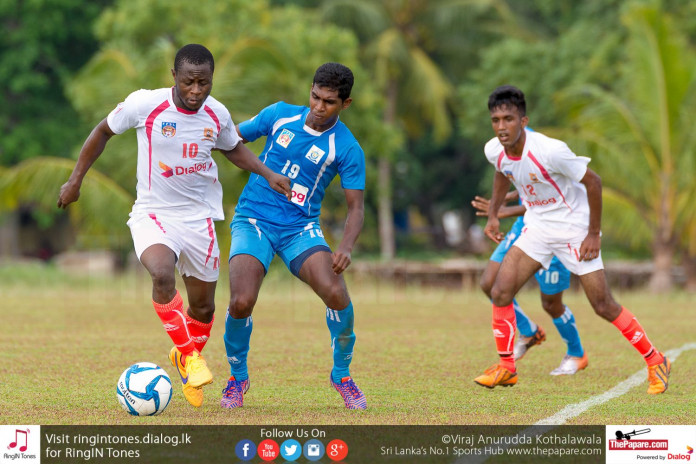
[{"left": 116, "top": 362, "right": 172, "bottom": 416}]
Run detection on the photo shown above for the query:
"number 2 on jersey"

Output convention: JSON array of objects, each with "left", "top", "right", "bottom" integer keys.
[{"left": 182, "top": 143, "right": 198, "bottom": 158}]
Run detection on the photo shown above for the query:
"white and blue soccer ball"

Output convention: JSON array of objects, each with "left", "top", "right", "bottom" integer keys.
[{"left": 116, "top": 362, "right": 172, "bottom": 416}]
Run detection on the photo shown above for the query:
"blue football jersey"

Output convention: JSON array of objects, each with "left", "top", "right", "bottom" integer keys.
[{"left": 234, "top": 101, "right": 366, "bottom": 227}]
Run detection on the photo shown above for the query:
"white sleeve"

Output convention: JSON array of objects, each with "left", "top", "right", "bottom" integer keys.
[
  {"left": 106, "top": 90, "right": 146, "bottom": 134},
  {"left": 214, "top": 112, "right": 241, "bottom": 151},
  {"left": 548, "top": 142, "right": 590, "bottom": 182}
]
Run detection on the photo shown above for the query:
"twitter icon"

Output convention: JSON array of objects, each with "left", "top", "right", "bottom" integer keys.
[{"left": 280, "top": 439, "right": 302, "bottom": 461}]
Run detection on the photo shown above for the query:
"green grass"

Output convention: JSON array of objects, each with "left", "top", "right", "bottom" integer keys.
[{"left": 1, "top": 261, "right": 694, "bottom": 425}]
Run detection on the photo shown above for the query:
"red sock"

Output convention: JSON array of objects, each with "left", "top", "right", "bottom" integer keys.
[
  {"left": 611, "top": 306, "right": 663, "bottom": 366},
  {"left": 153, "top": 290, "right": 195, "bottom": 357},
  {"left": 185, "top": 311, "right": 214, "bottom": 353},
  {"left": 493, "top": 303, "right": 516, "bottom": 372}
]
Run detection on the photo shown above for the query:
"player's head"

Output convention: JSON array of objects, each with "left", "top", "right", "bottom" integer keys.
[
  {"left": 307, "top": 63, "right": 354, "bottom": 131},
  {"left": 171, "top": 44, "right": 214, "bottom": 112},
  {"left": 488, "top": 85, "right": 528, "bottom": 151},
  {"left": 313, "top": 62, "right": 354, "bottom": 101}
]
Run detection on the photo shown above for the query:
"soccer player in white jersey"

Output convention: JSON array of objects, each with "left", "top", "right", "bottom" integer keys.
[
  {"left": 473, "top": 85, "right": 670, "bottom": 394},
  {"left": 57, "top": 44, "right": 291, "bottom": 408},
  {"left": 220, "top": 63, "right": 367, "bottom": 410}
]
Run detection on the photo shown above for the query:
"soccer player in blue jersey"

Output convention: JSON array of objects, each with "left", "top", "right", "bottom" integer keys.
[
  {"left": 472, "top": 191, "right": 588, "bottom": 375},
  {"left": 220, "top": 63, "right": 367, "bottom": 409}
]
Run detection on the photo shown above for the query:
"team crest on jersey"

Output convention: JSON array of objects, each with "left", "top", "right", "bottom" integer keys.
[
  {"left": 529, "top": 173, "right": 541, "bottom": 184},
  {"left": 161, "top": 122, "right": 176, "bottom": 138},
  {"left": 305, "top": 145, "right": 325, "bottom": 164},
  {"left": 504, "top": 170, "right": 515, "bottom": 182},
  {"left": 202, "top": 128, "right": 214, "bottom": 142},
  {"left": 276, "top": 129, "right": 295, "bottom": 148}
]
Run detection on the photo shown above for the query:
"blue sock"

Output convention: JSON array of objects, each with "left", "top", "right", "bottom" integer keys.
[
  {"left": 553, "top": 305, "right": 584, "bottom": 357},
  {"left": 223, "top": 311, "right": 252, "bottom": 381},
  {"left": 326, "top": 302, "right": 356, "bottom": 383},
  {"left": 513, "top": 298, "right": 537, "bottom": 337}
]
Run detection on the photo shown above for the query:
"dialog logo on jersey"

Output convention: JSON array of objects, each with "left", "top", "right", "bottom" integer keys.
[
  {"left": 160, "top": 161, "right": 213, "bottom": 178},
  {"left": 159, "top": 161, "right": 174, "bottom": 178},
  {"left": 305, "top": 145, "right": 325, "bottom": 164},
  {"left": 291, "top": 183, "right": 309, "bottom": 206},
  {"left": 161, "top": 122, "right": 176, "bottom": 138},
  {"left": 276, "top": 129, "right": 295, "bottom": 148},
  {"left": 504, "top": 170, "right": 515, "bottom": 182}
]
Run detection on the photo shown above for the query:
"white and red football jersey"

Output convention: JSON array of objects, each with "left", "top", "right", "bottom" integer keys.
[
  {"left": 485, "top": 130, "right": 591, "bottom": 231},
  {"left": 107, "top": 87, "right": 240, "bottom": 221}
]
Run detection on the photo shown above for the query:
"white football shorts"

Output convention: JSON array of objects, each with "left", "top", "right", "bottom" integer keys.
[
  {"left": 127, "top": 213, "right": 220, "bottom": 282},
  {"left": 513, "top": 224, "right": 604, "bottom": 276}
]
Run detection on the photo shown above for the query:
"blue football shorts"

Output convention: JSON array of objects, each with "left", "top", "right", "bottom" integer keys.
[
  {"left": 489, "top": 217, "right": 570, "bottom": 295},
  {"left": 228, "top": 215, "right": 331, "bottom": 276}
]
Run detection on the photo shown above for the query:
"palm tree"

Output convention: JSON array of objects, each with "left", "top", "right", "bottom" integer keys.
[
  {"left": 320, "top": 0, "right": 463, "bottom": 260},
  {"left": 560, "top": 4, "right": 696, "bottom": 291}
]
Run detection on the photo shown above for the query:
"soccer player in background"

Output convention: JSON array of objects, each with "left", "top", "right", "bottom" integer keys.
[
  {"left": 472, "top": 189, "right": 588, "bottom": 375},
  {"left": 221, "top": 62, "right": 367, "bottom": 410},
  {"left": 57, "top": 44, "right": 291, "bottom": 408},
  {"left": 474, "top": 85, "right": 670, "bottom": 394}
]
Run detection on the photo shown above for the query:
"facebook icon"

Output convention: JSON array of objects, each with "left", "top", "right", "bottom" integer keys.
[{"left": 235, "top": 439, "right": 256, "bottom": 461}]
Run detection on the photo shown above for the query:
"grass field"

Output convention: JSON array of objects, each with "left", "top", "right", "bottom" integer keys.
[{"left": 2, "top": 260, "right": 694, "bottom": 426}]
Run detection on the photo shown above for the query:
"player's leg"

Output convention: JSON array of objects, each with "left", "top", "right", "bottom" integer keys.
[
  {"left": 295, "top": 250, "right": 366, "bottom": 409},
  {"left": 475, "top": 245, "right": 542, "bottom": 388},
  {"left": 579, "top": 270, "right": 670, "bottom": 394},
  {"left": 536, "top": 259, "right": 587, "bottom": 374},
  {"left": 140, "top": 244, "right": 197, "bottom": 356},
  {"left": 484, "top": 221, "right": 539, "bottom": 340},
  {"left": 221, "top": 217, "right": 274, "bottom": 408}
]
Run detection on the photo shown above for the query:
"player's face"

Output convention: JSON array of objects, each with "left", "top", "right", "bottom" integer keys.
[
  {"left": 490, "top": 104, "right": 528, "bottom": 154},
  {"left": 306, "top": 84, "right": 352, "bottom": 132},
  {"left": 171, "top": 61, "right": 213, "bottom": 112}
]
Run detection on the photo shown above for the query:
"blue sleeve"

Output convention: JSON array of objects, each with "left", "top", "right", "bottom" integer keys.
[
  {"left": 238, "top": 102, "right": 281, "bottom": 142},
  {"left": 338, "top": 142, "right": 366, "bottom": 190}
]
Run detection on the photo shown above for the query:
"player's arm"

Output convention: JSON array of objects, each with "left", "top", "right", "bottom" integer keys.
[
  {"left": 220, "top": 141, "right": 291, "bottom": 200},
  {"left": 472, "top": 190, "right": 525, "bottom": 219},
  {"left": 578, "top": 167, "right": 602, "bottom": 261},
  {"left": 332, "top": 189, "right": 364, "bottom": 275},
  {"left": 57, "top": 118, "right": 115, "bottom": 209},
  {"left": 235, "top": 124, "right": 249, "bottom": 144},
  {"left": 484, "top": 171, "right": 512, "bottom": 243}
]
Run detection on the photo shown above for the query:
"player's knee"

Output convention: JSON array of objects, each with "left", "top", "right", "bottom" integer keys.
[
  {"left": 149, "top": 268, "right": 175, "bottom": 293},
  {"left": 591, "top": 299, "right": 619, "bottom": 321},
  {"left": 323, "top": 283, "right": 350, "bottom": 310},
  {"left": 490, "top": 285, "right": 513, "bottom": 307},
  {"left": 228, "top": 294, "right": 256, "bottom": 318},
  {"left": 541, "top": 298, "right": 564, "bottom": 318},
  {"left": 479, "top": 275, "right": 493, "bottom": 297},
  {"left": 189, "top": 302, "right": 215, "bottom": 324}
]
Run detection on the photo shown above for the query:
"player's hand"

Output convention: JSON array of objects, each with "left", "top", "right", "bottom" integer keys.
[
  {"left": 57, "top": 180, "right": 81, "bottom": 208},
  {"left": 268, "top": 173, "right": 292, "bottom": 201},
  {"left": 484, "top": 217, "right": 504, "bottom": 244},
  {"left": 578, "top": 232, "right": 601, "bottom": 261},
  {"left": 331, "top": 247, "right": 352, "bottom": 274},
  {"left": 471, "top": 196, "right": 490, "bottom": 216}
]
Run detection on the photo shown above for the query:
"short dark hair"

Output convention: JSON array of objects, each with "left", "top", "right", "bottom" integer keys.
[
  {"left": 174, "top": 44, "right": 214, "bottom": 73},
  {"left": 488, "top": 85, "right": 526, "bottom": 116},
  {"left": 313, "top": 62, "right": 354, "bottom": 101}
]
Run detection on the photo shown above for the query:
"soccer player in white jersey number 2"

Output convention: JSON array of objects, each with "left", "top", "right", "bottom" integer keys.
[
  {"left": 57, "top": 44, "right": 291, "bottom": 408},
  {"left": 474, "top": 85, "right": 671, "bottom": 394},
  {"left": 221, "top": 63, "right": 367, "bottom": 410}
]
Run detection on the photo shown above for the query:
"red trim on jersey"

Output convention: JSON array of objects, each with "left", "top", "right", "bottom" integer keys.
[
  {"left": 148, "top": 214, "right": 166, "bottom": 233},
  {"left": 175, "top": 106, "right": 197, "bottom": 115},
  {"left": 204, "top": 218, "right": 215, "bottom": 267},
  {"left": 527, "top": 151, "right": 572, "bottom": 210},
  {"left": 203, "top": 105, "right": 221, "bottom": 133},
  {"left": 145, "top": 100, "right": 171, "bottom": 190},
  {"left": 496, "top": 151, "right": 505, "bottom": 171}
]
